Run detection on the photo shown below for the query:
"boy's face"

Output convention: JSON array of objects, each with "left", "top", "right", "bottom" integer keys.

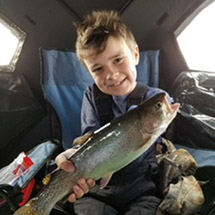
[{"left": 83, "top": 36, "right": 139, "bottom": 96}]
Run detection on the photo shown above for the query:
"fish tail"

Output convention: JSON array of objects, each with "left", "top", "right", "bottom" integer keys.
[{"left": 14, "top": 199, "right": 42, "bottom": 215}]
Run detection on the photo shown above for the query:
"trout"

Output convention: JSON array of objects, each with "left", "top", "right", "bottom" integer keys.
[{"left": 14, "top": 93, "right": 180, "bottom": 215}]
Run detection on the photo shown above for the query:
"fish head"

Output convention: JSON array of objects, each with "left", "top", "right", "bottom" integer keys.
[{"left": 139, "top": 92, "right": 180, "bottom": 136}]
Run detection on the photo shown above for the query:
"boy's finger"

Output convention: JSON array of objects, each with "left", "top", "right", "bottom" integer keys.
[
  {"left": 77, "top": 178, "right": 89, "bottom": 194},
  {"left": 55, "top": 151, "right": 68, "bottom": 166},
  {"left": 86, "top": 178, "right": 96, "bottom": 188},
  {"left": 55, "top": 154, "right": 75, "bottom": 173},
  {"left": 60, "top": 160, "right": 75, "bottom": 173},
  {"left": 55, "top": 149, "right": 78, "bottom": 172},
  {"left": 68, "top": 193, "right": 76, "bottom": 203},
  {"left": 73, "top": 185, "right": 85, "bottom": 199}
]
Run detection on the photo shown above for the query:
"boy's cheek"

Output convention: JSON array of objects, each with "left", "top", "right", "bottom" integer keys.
[{"left": 92, "top": 73, "right": 104, "bottom": 84}]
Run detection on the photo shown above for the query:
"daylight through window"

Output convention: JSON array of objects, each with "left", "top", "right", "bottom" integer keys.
[
  {"left": 177, "top": 2, "right": 215, "bottom": 72},
  {"left": 0, "top": 23, "right": 19, "bottom": 65},
  {"left": 0, "top": 15, "right": 26, "bottom": 72}
]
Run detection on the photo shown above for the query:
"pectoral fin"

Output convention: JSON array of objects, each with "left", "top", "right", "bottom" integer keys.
[
  {"left": 73, "top": 132, "right": 94, "bottom": 146},
  {"left": 135, "top": 134, "right": 152, "bottom": 153},
  {"left": 100, "top": 173, "right": 113, "bottom": 189}
]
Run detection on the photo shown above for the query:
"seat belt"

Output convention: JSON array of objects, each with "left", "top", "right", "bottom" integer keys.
[
  {"left": 92, "top": 84, "right": 114, "bottom": 125},
  {"left": 92, "top": 83, "right": 149, "bottom": 126},
  {"left": 126, "top": 82, "right": 149, "bottom": 109}
]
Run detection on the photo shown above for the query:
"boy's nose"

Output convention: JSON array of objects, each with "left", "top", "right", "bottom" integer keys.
[{"left": 106, "top": 67, "right": 119, "bottom": 80}]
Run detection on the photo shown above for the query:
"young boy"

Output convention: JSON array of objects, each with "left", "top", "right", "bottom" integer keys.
[{"left": 55, "top": 10, "right": 171, "bottom": 215}]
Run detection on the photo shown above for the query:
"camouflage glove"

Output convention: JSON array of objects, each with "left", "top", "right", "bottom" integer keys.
[
  {"left": 157, "top": 175, "right": 205, "bottom": 215},
  {"left": 157, "top": 139, "right": 198, "bottom": 191}
]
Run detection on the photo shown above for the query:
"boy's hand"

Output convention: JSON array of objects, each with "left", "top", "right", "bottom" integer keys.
[{"left": 55, "top": 148, "right": 96, "bottom": 203}]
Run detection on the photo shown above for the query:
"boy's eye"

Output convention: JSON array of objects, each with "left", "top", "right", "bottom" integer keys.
[
  {"left": 115, "top": 57, "right": 123, "bottom": 64},
  {"left": 92, "top": 67, "right": 103, "bottom": 73}
]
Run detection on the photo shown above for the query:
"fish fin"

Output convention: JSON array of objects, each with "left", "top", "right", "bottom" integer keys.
[
  {"left": 73, "top": 132, "right": 94, "bottom": 146},
  {"left": 42, "top": 173, "right": 52, "bottom": 185},
  {"left": 145, "top": 135, "right": 151, "bottom": 142},
  {"left": 100, "top": 173, "right": 113, "bottom": 189},
  {"left": 136, "top": 135, "right": 151, "bottom": 151},
  {"left": 14, "top": 199, "right": 36, "bottom": 215}
]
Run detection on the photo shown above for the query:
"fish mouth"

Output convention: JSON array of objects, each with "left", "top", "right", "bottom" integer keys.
[{"left": 163, "top": 94, "right": 180, "bottom": 117}]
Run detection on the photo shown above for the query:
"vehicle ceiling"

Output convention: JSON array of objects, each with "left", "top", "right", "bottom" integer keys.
[{"left": 0, "top": 0, "right": 213, "bottom": 104}]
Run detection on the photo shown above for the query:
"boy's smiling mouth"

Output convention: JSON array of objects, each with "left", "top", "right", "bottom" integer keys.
[{"left": 109, "top": 77, "right": 126, "bottom": 88}]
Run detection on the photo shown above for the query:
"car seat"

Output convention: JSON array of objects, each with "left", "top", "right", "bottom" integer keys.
[{"left": 0, "top": 48, "right": 161, "bottom": 214}]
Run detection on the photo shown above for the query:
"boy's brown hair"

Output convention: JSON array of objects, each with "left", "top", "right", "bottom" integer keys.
[{"left": 75, "top": 10, "right": 137, "bottom": 61}]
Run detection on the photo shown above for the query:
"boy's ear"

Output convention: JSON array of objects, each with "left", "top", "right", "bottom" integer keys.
[{"left": 134, "top": 45, "right": 140, "bottom": 65}]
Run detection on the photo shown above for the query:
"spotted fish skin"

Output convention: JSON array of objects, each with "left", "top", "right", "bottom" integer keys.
[{"left": 14, "top": 93, "right": 180, "bottom": 215}]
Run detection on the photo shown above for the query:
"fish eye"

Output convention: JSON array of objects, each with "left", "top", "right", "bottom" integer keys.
[{"left": 155, "top": 101, "right": 162, "bottom": 111}]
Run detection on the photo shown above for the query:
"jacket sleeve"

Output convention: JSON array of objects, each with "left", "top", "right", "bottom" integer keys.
[
  {"left": 128, "top": 87, "right": 173, "bottom": 112},
  {"left": 145, "top": 87, "right": 173, "bottom": 104}
]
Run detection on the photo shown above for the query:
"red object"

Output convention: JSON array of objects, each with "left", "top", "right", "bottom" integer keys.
[
  {"left": 13, "top": 153, "right": 34, "bottom": 176},
  {"left": 23, "top": 156, "right": 34, "bottom": 169},
  {"left": 19, "top": 179, "right": 36, "bottom": 207}
]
